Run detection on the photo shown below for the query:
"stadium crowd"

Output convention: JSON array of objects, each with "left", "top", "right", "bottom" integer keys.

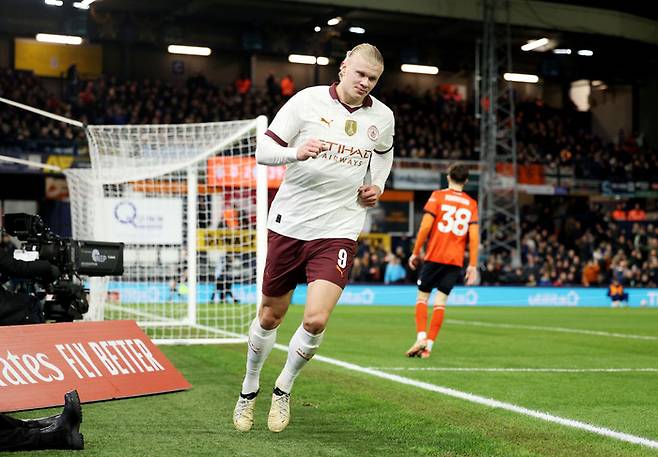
[
  {"left": 1, "top": 68, "right": 656, "bottom": 288},
  {"left": 514, "top": 99, "right": 656, "bottom": 181},
  {"left": 2, "top": 68, "right": 656, "bottom": 176},
  {"left": 0, "top": 69, "right": 84, "bottom": 152},
  {"left": 351, "top": 199, "right": 658, "bottom": 288}
]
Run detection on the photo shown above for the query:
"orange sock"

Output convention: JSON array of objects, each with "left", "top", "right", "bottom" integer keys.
[
  {"left": 415, "top": 299, "right": 428, "bottom": 334},
  {"left": 428, "top": 305, "right": 445, "bottom": 342}
]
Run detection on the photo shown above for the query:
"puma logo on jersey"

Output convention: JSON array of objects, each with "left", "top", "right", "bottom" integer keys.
[
  {"left": 320, "top": 117, "right": 333, "bottom": 127},
  {"left": 336, "top": 265, "right": 345, "bottom": 277}
]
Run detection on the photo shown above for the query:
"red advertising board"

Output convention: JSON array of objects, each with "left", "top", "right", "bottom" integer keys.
[
  {"left": 496, "top": 163, "right": 546, "bottom": 184},
  {"left": 207, "top": 156, "right": 284, "bottom": 188},
  {"left": 0, "top": 320, "right": 191, "bottom": 412}
]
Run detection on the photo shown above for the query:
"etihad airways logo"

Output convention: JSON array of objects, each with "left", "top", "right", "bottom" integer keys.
[
  {"left": 317, "top": 139, "right": 372, "bottom": 167},
  {"left": 317, "top": 140, "right": 372, "bottom": 167}
]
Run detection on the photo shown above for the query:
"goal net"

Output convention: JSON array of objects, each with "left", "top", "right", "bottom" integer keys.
[{"left": 65, "top": 117, "right": 268, "bottom": 344}]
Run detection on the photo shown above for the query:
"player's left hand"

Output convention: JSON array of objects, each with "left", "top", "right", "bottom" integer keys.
[
  {"left": 357, "top": 185, "right": 381, "bottom": 207},
  {"left": 465, "top": 265, "right": 479, "bottom": 286}
]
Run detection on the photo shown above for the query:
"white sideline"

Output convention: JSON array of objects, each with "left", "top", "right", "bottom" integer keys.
[
  {"left": 368, "top": 367, "right": 658, "bottom": 373},
  {"left": 447, "top": 319, "right": 658, "bottom": 341},
  {"left": 273, "top": 343, "right": 658, "bottom": 449}
]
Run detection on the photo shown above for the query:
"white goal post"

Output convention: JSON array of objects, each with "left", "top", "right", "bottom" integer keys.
[
  {"left": 0, "top": 95, "right": 268, "bottom": 344},
  {"left": 65, "top": 116, "right": 268, "bottom": 344}
]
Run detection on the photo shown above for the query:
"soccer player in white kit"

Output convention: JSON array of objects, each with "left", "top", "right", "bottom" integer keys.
[{"left": 233, "top": 43, "right": 395, "bottom": 433}]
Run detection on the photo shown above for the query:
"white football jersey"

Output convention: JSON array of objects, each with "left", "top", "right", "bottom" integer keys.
[{"left": 266, "top": 84, "right": 394, "bottom": 241}]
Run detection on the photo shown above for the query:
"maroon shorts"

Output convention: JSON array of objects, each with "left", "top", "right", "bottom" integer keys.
[{"left": 262, "top": 230, "right": 356, "bottom": 297}]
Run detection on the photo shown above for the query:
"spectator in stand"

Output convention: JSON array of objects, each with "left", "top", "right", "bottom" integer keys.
[
  {"left": 480, "top": 261, "right": 500, "bottom": 285},
  {"left": 349, "top": 257, "right": 367, "bottom": 283},
  {"left": 393, "top": 245, "right": 409, "bottom": 264},
  {"left": 280, "top": 74, "right": 295, "bottom": 98},
  {"left": 581, "top": 259, "right": 600, "bottom": 286},
  {"left": 612, "top": 204, "right": 627, "bottom": 221},
  {"left": 266, "top": 71, "right": 279, "bottom": 97},
  {"left": 627, "top": 203, "right": 646, "bottom": 222},
  {"left": 78, "top": 81, "right": 95, "bottom": 106},
  {"left": 235, "top": 74, "right": 252, "bottom": 96},
  {"left": 4, "top": 68, "right": 658, "bottom": 175},
  {"left": 507, "top": 267, "right": 525, "bottom": 284},
  {"left": 3, "top": 69, "right": 658, "bottom": 289},
  {"left": 538, "top": 270, "right": 552, "bottom": 286},
  {"left": 523, "top": 254, "right": 540, "bottom": 280},
  {"left": 553, "top": 271, "right": 568, "bottom": 286},
  {"left": 368, "top": 253, "right": 383, "bottom": 282},
  {"left": 384, "top": 254, "right": 406, "bottom": 284},
  {"left": 633, "top": 224, "right": 648, "bottom": 251}
]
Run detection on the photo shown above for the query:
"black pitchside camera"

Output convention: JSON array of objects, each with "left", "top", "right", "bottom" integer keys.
[{"left": 2, "top": 213, "right": 124, "bottom": 322}]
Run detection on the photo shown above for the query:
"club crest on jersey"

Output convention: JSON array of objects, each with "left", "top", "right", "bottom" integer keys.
[
  {"left": 367, "top": 125, "right": 379, "bottom": 141},
  {"left": 344, "top": 119, "right": 357, "bottom": 136}
]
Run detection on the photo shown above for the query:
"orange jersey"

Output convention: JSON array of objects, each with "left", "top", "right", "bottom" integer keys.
[
  {"left": 422, "top": 189, "right": 478, "bottom": 266},
  {"left": 609, "top": 284, "right": 624, "bottom": 295}
]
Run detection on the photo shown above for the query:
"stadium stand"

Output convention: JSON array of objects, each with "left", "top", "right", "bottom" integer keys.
[
  {"left": 2, "top": 68, "right": 657, "bottom": 288},
  {"left": 3, "top": 69, "right": 656, "bottom": 171}
]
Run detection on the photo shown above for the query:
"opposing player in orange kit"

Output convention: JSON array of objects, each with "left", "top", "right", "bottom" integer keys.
[{"left": 406, "top": 163, "right": 479, "bottom": 358}]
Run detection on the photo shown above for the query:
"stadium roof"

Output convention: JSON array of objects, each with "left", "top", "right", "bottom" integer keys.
[{"left": 2, "top": 0, "right": 657, "bottom": 83}]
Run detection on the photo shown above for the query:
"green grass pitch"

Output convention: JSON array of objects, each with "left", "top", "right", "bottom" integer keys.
[{"left": 12, "top": 306, "right": 658, "bottom": 456}]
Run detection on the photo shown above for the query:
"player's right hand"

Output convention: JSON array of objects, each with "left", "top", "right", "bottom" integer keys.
[
  {"left": 465, "top": 265, "right": 479, "bottom": 285},
  {"left": 296, "top": 139, "right": 325, "bottom": 161},
  {"left": 408, "top": 254, "right": 421, "bottom": 271}
]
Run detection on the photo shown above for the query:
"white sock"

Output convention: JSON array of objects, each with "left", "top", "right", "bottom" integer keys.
[
  {"left": 241, "top": 318, "right": 277, "bottom": 394},
  {"left": 417, "top": 331, "right": 427, "bottom": 341},
  {"left": 275, "top": 324, "right": 324, "bottom": 393},
  {"left": 426, "top": 339, "right": 434, "bottom": 351}
]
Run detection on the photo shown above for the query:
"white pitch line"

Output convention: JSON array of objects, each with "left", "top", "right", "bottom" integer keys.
[
  {"left": 272, "top": 343, "right": 658, "bottom": 449},
  {"left": 447, "top": 319, "right": 658, "bottom": 341},
  {"left": 368, "top": 367, "right": 658, "bottom": 373}
]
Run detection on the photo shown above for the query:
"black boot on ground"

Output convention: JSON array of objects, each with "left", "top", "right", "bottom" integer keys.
[{"left": 36, "top": 390, "right": 84, "bottom": 450}]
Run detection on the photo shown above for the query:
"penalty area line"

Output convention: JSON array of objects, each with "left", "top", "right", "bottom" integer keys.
[{"left": 272, "top": 344, "right": 658, "bottom": 450}]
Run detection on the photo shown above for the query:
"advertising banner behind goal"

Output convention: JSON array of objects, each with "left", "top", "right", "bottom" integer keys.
[
  {"left": 96, "top": 198, "right": 184, "bottom": 245},
  {"left": 207, "top": 156, "right": 284, "bottom": 188},
  {"left": 0, "top": 321, "right": 191, "bottom": 412}
]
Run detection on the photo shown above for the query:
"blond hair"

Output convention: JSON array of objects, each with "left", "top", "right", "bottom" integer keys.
[{"left": 339, "top": 43, "right": 384, "bottom": 80}]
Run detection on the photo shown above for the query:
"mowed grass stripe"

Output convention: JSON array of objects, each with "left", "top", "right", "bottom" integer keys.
[
  {"left": 447, "top": 319, "right": 658, "bottom": 340},
  {"left": 269, "top": 343, "right": 658, "bottom": 450}
]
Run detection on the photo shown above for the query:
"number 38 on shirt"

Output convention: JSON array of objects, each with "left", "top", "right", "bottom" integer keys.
[
  {"left": 437, "top": 204, "right": 471, "bottom": 236},
  {"left": 422, "top": 189, "right": 478, "bottom": 267}
]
